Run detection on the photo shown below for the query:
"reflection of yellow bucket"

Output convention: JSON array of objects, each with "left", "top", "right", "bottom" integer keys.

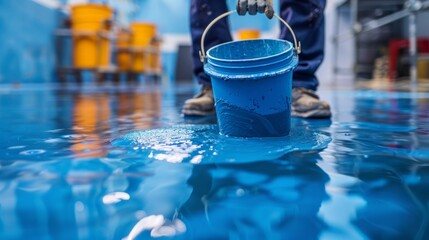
[
  {"left": 237, "top": 29, "right": 261, "bottom": 40},
  {"left": 72, "top": 94, "right": 110, "bottom": 158},
  {"left": 418, "top": 59, "right": 429, "bottom": 81},
  {"left": 71, "top": 4, "right": 112, "bottom": 69},
  {"left": 130, "top": 22, "right": 157, "bottom": 73},
  {"left": 116, "top": 30, "right": 132, "bottom": 71}
]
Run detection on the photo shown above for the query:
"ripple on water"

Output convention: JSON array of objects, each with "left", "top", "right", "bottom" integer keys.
[
  {"left": 8, "top": 146, "right": 26, "bottom": 150},
  {"left": 44, "top": 138, "right": 66, "bottom": 143},
  {"left": 108, "top": 149, "right": 126, "bottom": 155},
  {"left": 19, "top": 149, "right": 46, "bottom": 156},
  {"left": 113, "top": 125, "right": 331, "bottom": 164},
  {"left": 45, "top": 129, "right": 64, "bottom": 133},
  {"left": 62, "top": 134, "right": 87, "bottom": 141},
  {"left": 337, "top": 122, "right": 417, "bottom": 132}
]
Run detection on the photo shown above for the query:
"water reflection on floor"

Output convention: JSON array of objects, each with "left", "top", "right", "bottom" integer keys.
[{"left": 0, "top": 82, "right": 428, "bottom": 239}]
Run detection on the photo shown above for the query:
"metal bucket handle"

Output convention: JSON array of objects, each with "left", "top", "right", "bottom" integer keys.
[{"left": 199, "top": 10, "right": 301, "bottom": 62}]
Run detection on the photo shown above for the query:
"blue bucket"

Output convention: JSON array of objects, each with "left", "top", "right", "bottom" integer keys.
[
  {"left": 200, "top": 10, "right": 301, "bottom": 138},
  {"left": 204, "top": 39, "right": 298, "bottom": 137}
]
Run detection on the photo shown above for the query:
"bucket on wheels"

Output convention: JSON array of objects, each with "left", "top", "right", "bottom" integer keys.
[{"left": 200, "top": 10, "right": 301, "bottom": 138}]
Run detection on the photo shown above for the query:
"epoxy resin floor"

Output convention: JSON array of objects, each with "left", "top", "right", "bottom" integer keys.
[{"left": 0, "top": 82, "right": 428, "bottom": 240}]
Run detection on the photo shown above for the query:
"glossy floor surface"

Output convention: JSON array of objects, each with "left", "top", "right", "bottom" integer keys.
[{"left": 0, "top": 81, "right": 428, "bottom": 240}]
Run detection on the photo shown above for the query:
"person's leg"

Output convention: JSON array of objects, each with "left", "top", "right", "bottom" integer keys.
[
  {"left": 279, "top": 0, "right": 330, "bottom": 118},
  {"left": 190, "top": 0, "right": 233, "bottom": 86},
  {"left": 279, "top": 0, "right": 326, "bottom": 91},
  {"left": 183, "top": 0, "right": 233, "bottom": 116}
]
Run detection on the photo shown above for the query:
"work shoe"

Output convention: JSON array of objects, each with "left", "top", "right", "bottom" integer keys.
[
  {"left": 182, "top": 86, "right": 216, "bottom": 116},
  {"left": 292, "top": 87, "right": 331, "bottom": 118}
]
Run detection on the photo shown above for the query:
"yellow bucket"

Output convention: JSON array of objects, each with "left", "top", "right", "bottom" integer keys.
[
  {"left": 71, "top": 4, "right": 112, "bottom": 69},
  {"left": 237, "top": 29, "right": 261, "bottom": 40},
  {"left": 116, "top": 29, "right": 132, "bottom": 71},
  {"left": 130, "top": 22, "right": 157, "bottom": 73}
]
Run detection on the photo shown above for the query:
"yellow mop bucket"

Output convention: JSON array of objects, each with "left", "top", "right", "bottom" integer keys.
[
  {"left": 71, "top": 4, "right": 112, "bottom": 69},
  {"left": 200, "top": 11, "right": 301, "bottom": 138}
]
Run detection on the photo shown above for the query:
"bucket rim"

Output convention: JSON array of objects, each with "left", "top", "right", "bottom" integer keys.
[
  {"left": 206, "top": 39, "right": 294, "bottom": 63},
  {"left": 207, "top": 54, "right": 291, "bottom": 69},
  {"left": 205, "top": 53, "right": 298, "bottom": 80}
]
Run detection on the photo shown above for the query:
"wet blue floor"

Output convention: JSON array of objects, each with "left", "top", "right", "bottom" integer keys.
[{"left": 0, "top": 82, "right": 428, "bottom": 239}]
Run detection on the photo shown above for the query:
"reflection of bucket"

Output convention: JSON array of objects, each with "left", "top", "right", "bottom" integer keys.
[
  {"left": 237, "top": 29, "right": 260, "bottom": 40},
  {"left": 205, "top": 39, "right": 298, "bottom": 137},
  {"left": 130, "top": 22, "right": 157, "bottom": 73},
  {"left": 71, "top": 4, "right": 112, "bottom": 69}
]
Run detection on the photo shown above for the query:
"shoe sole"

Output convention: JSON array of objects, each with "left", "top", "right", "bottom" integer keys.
[
  {"left": 182, "top": 108, "right": 216, "bottom": 116},
  {"left": 184, "top": 107, "right": 330, "bottom": 118},
  {"left": 292, "top": 109, "right": 331, "bottom": 119}
]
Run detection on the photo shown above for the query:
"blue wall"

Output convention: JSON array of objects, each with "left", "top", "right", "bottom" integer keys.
[{"left": 0, "top": 1, "right": 64, "bottom": 83}]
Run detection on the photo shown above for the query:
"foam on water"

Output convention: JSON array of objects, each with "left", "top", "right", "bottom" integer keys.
[{"left": 113, "top": 125, "right": 331, "bottom": 164}]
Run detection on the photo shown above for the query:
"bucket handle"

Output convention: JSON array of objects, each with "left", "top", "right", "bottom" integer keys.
[{"left": 199, "top": 10, "right": 301, "bottom": 62}]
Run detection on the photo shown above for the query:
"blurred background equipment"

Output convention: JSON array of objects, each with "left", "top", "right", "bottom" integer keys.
[
  {"left": 237, "top": 29, "right": 261, "bottom": 40},
  {"left": 333, "top": 0, "right": 429, "bottom": 84},
  {"left": 1, "top": 0, "right": 429, "bottom": 86},
  {"left": 0, "top": 0, "right": 283, "bottom": 85},
  {"left": 56, "top": 2, "right": 163, "bottom": 83}
]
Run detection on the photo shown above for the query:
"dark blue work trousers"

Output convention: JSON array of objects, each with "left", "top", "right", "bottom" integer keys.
[{"left": 190, "top": 0, "right": 326, "bottom": 90}]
